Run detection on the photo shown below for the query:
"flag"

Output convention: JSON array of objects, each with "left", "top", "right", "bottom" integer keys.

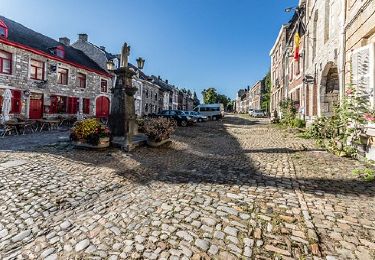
[{"left": 294, "top": 32, "right": 300, "bottom": 61}]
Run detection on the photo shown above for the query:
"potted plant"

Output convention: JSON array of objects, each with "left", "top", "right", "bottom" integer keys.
[
  {"left": 70, "top": 119, "right": 111, "bottom": 148},
  {"left": 143, "top": 117, "right": 176, "bottom": 147}
]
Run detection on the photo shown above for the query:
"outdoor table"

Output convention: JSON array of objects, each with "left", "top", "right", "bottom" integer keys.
[
  {"left": 37, "top": 119, "right": 60, "bottom": 132},
  {"left": 5, "top": 121, "right": 27, "bottom": 135}
]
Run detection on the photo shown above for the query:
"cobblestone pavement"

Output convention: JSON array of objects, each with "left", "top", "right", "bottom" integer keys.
[{"left": 0, "top": 115, "right": 374, "bottom": 259}]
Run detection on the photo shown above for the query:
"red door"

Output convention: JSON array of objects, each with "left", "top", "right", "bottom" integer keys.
[
  {"left": 96, "top": 96, "right": 110, "bottom": 118},
  {"left": 29, "top": 99, "right": 43, "bottom": 119}
]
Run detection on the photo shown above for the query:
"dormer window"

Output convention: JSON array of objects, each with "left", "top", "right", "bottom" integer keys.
[
  {"left": 0, "top": 19, "right": 8, "bottom": 38},
  {"left": 55, "top": 46, "right": 65, "bottom": 58},
  {"left": 50, "top": 45, "right": 65, "bottom": 59}
]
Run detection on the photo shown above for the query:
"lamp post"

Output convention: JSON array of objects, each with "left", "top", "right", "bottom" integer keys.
[
  {"left": 107, "top": 42, "right": 140, "bottom": 151},
  {"left": 135, "top": 57, "right": 145, "bottom": 117}
]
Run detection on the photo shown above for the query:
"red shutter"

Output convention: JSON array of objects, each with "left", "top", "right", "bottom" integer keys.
[
  {"left": 83, "top": 98, "right": 90, "bottom": 114},
  {"left": 67, "top": 97, "right": 78, "bottom": 114},
  {"left": 10, "top": 90, "right": 21, "bottom": 113}
]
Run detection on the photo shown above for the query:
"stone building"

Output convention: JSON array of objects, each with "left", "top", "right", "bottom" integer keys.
[
  {"left": 270, "top": 24, "right": 288, "bottom": 114},
  {"left": 304, "top": 0, "right": 344, "bottom": 119},
  {"left": 285, "top": 5, "right": 306, "bottom": 119},
  {"left": 0, "top": 16, "right": 112, "bottom": 120},
  {"left": 249, "top": 81, "right": 263, "bottom": 111},
  {"left": 345, "top": 0, "right": 375, "bottom": 103},
  {"left": 235, "top": 88, "right": 250, "bottom": 113}
]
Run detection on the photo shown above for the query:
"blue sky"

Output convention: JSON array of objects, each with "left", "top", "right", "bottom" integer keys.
[{"left": 1, "top": 0, "right": 297, "bottom": 100}]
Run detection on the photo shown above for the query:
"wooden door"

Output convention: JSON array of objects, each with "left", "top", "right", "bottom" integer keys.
[
  {"left": 96, "top": 96, "right": 110, "bottom": 118},
  {"left": 29, "top": 99, "right": 43, "bottom": 119}
]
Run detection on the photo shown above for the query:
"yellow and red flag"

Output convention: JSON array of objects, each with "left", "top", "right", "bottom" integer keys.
[{"left": 294, "top": 32, "right": 300, "bottom": 61}]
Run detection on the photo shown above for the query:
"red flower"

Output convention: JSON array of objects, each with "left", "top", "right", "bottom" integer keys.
[
  {"left": 364, "top": 113, "right": 375, "bottom": 122},
  {"left": 345, "top": 88, "right": 353, "bottom": 95}
]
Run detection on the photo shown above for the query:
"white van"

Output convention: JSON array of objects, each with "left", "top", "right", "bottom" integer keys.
[{"left": 194, "top": 103, "right": 224, "bottom": 120}]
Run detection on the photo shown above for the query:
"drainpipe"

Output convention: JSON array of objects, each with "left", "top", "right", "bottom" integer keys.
[{"left": 339, "top": 0, "right": 347, "bottom": 102}]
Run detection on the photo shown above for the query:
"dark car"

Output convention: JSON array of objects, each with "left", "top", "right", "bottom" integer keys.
[{"left": 158, "top": 110, "right": 197, "bottom": 126}]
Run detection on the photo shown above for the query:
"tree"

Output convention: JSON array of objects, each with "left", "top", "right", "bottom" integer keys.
[
  {"left": 202, "top": 88, "right": 218, "bottom": 104},
  {"left": 193, "top": 91, "right": 200, "bottom": 107},
  {"left": 217, "top": 94, "right": 230, "bottom": 109},
  {"left": 261, "top": 71, "right": 271, "bottom": 113}
]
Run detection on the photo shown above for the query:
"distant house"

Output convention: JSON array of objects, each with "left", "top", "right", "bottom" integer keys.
[{"left": 0, "top": 15, "right": 112, "bottom": 120}]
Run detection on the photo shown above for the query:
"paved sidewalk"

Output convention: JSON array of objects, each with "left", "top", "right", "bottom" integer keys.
[{"left": 0, "top": 115, "right": 374, "bottom": 259}]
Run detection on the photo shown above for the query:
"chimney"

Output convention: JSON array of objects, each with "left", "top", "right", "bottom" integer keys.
[
  {"left": 158, "top": 76, "right": 161, "bottom": 80},
  {"left": 78, "top": 33, "right": 88, "bottom": 42},
  {"left": 59, "top": 37, "right": 70, "bottom": 46},
  {"left": 99, "top": 46, "right": 106, "bottom": 51},
  {"left": 166, "top": 80, "right": 169, "bottom": 84},
  {"left": 247, "top": 85, "right": 250, "bottom": 91}
]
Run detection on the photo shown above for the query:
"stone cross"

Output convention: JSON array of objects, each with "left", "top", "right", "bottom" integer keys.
[{"left": 120, "top": 43, "right": 130, "bottom": 69}]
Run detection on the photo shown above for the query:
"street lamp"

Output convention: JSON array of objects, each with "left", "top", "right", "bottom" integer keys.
[
  {"left": 106, "top": 60, "right": 115, "bottom": 71},
  {"left": 136, "top": 57, "right": 145, "bottom": 70}
]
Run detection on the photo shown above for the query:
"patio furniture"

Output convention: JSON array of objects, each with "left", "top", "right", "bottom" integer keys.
[
  {"left": 0, "top": 121, "right": 19, "bottom": 137},
  {"left": 37, "top": 119, "right": 60, "bottom": 132}
]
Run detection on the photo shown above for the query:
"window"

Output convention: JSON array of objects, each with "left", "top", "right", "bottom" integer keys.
[
  {"left": 30, "top": 59, "right": 45, "bottom": 80},
  {"left": 83, "top": 98, "right": 90, "bottom": 114},
  {"left": 55, "top": 46, "right": 65, "bottom": 59},
  {"left": 50, "top": 95, "right": 67, "bottom": 114},
  {"left": 145, "top": 89, "right": 149, "bottom": 98},
  {"left": 0, "top": 19, "right": 8, "bottom": 38},
  {"left": 57, "top": 68, "right": 68, "bottom": 85},
  {"left": 145, "top": 103, "right": 148, "bottom": 112},
  {"left": 155, "top": 93, "right": 158, "bottom": 101},
  {"left": 101, "top": 79, "right": 108, "bottom": 92},
  {"left": 77, "top": 73, "right": 86, "bottom": 88},
  {"left": 10, "top": 90, "right": 21, "bottom": 113},
  {"left": 0, "top": 50, "right": 11, "bottom": 74}
]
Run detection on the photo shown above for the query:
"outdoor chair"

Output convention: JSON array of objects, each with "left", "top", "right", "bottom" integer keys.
[{"left": 0, "top": 123, "right": 18, "bottom": 137}]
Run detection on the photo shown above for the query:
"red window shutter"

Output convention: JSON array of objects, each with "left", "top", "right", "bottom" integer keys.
[
  {"left": 10, "top": 90, "right": 21, "bottom": 113},
  {"left": 83, "top": 98, "right": 90, "bottom": 114}
]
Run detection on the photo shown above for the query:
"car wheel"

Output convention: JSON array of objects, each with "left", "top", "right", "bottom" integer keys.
[
  {"left": 198, "top": 118, "right": 202, "bottom": 122},
  {"left": 181, "top": 120, "right": 188, "bottom": 127},
  {"left": 212, "top": 116, "right": 217, "bottom": 121}
]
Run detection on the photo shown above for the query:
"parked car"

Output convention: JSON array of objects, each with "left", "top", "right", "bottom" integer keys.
[
  {"left": 158, "top": 110, "right": 197, "bottom": 126},
  {"left": 248, "top": 109, "right": 254, "bottom": 115},
  {"left": 194, "top": 103, "right": 224, "bottom": 120},
  {"left": 184, "top": 111, "right": 208, "bottom": 122},
  {"left": 250, "top": 110, "right": 266, "bottom": 117}
]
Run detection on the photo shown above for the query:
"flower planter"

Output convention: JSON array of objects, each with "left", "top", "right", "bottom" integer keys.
[
  {"left": 147, "top": 138, "right": 172, "bottom": 148},
  {"left": 72, "top": 141, "right": 110, "bottom": 149},
  {"left": 99, "top": 137, "right": 110, "bottom": 145}
]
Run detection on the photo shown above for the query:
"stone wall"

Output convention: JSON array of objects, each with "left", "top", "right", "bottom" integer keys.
[{"left": 0, "top": 42, "right": 112, "bottom": 119}]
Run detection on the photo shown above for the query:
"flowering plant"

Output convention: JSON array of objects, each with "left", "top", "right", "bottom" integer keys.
[
  {"left": 364, "top": 112, "right": 375, "bottom": 123},
  {"left": 143, "top": 117, "right": 176, "bottom": 142},
  {"left": 70, "top": 118, "right": 111, "bottom": 145}
]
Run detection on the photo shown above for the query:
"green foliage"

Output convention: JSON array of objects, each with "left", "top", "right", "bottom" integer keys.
[
  {"left": 279, "top": 99, "right": 299, "bottom": 127},
  {"left": 193, "top": 91, "right": 200, "bottom": 107},
  {"left": 261, "top": 71, "right": 271, "bottom": 112},
  {"left": 292, "top": 118, "right": 306, "bottom": 128},
  {"left": 202, "top": 88, "right": 218, "bottom": 104},
  {"left": 352, "top": 168, "right": 375, "bottom": 182},
  {"left": 304, "top": 85, "right": 371, "bottom": 158},
  {"left": 201, "top": 88, "right": 231, "bottom": 110}
]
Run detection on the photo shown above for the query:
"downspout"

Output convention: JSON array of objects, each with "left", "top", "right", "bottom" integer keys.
[{"left": 339, "top": 0, "right": 347, "bottom": 102}]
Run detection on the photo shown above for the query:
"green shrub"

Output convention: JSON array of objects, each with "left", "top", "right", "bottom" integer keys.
[{"left": 292, "top": 118, "right": 306, "bottom": 128}]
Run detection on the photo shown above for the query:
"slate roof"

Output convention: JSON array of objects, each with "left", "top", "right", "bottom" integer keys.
[
  {"left": 0, "top": 15, "right": 107, "bottom": 74},
  {"left": 150, "top": 75, "right": 174, "bottom": 92}
]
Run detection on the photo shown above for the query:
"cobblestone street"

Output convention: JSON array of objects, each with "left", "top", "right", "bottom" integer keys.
[{"left": 0, "top": 115, "right": 374, "bottom": 259}]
